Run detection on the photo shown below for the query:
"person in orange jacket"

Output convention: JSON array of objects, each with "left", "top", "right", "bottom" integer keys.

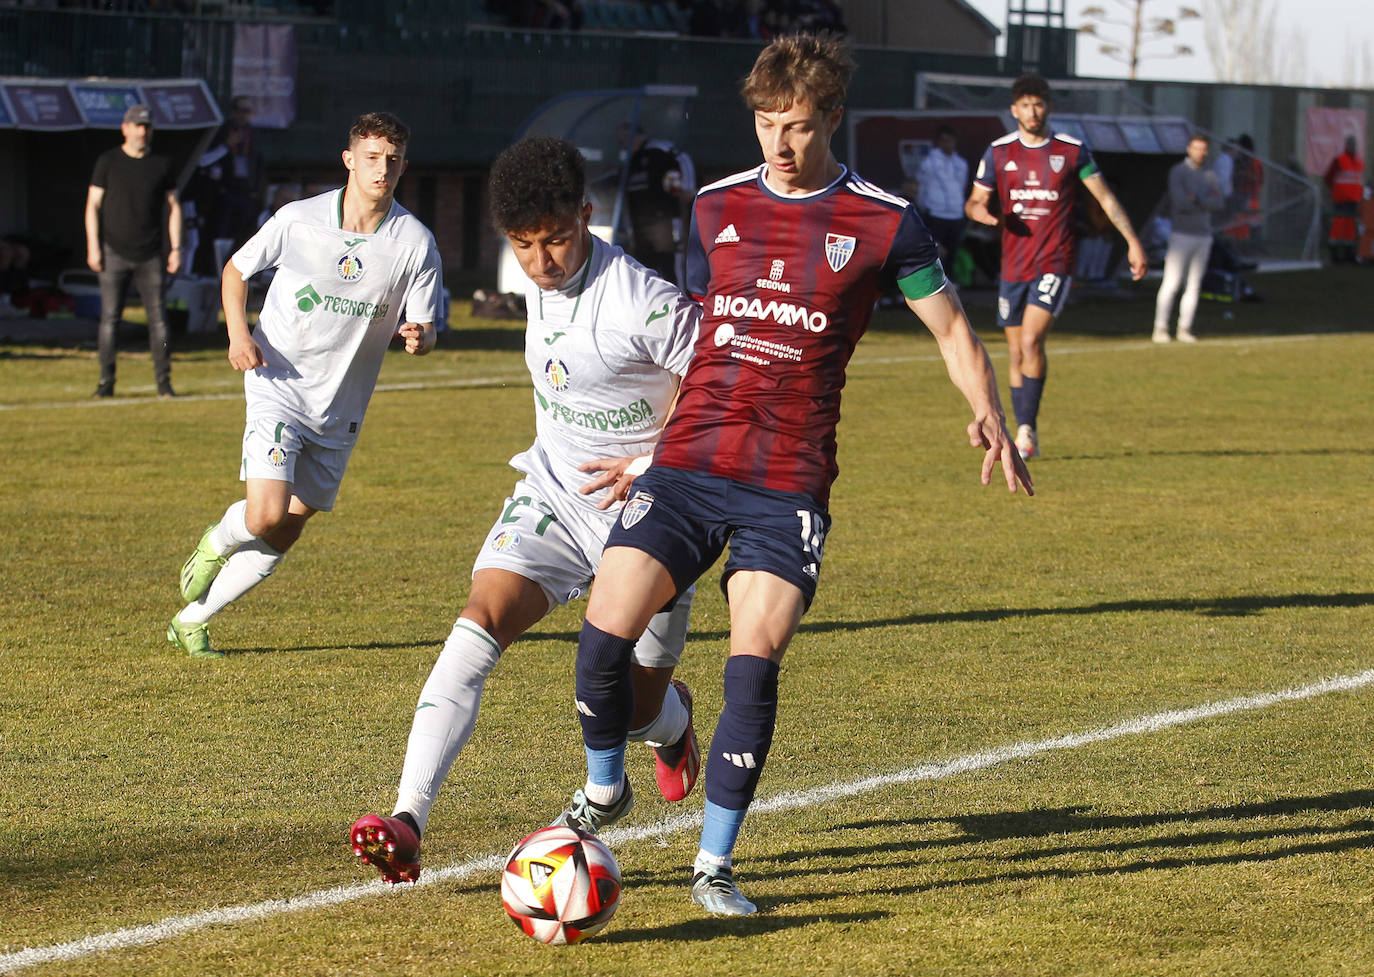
[{"left": 1324, "top": 135, "right": 1365, "bottom": 264}]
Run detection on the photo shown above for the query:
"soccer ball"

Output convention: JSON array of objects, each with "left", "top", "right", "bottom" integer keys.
[{"left": 501, "top": 826, "right": 622, "bottom": 945}]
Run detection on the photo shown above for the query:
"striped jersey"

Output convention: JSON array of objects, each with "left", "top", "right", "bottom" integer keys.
[
  {"left": 231, "top": 188, "right": 443, "bottom": 447},
  {"left": 973, "top": 131, "right": 1098, "bottom": 281},
  {"left": 656, "top": 164, "right": 945, "bottom": 507}
]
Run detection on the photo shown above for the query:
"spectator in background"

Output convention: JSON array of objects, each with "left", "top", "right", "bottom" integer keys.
[
  {"left": 85, "top": 104, "right": 182, "bottom": 399},
  {"left": 1324, "top": 134, "right": 1364, "bottom": 265},
  {"left": 912, "top": 125, "right": 969, "bottom": 267},
  {"left": 1225, "top": 133, "right": 1263, "bottom": 242},
  {"left": 1153, "top": 134, "right": 1224, "bottom": 343},
  {"left": 213, "top": 96, "right": 267, "bottom": 256},
  {"left": 1211, "top": 137, "right": 1234, "bottom": 201},
  {"left": 0, "top": 238, "right": 30, "bottom": 317},
  {"left": 623, "top": 125, "right": 694, "bottom": 284}
]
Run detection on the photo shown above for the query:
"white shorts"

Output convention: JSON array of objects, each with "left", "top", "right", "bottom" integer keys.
[
  {"left": 239, "top": 418, "right": 353, "bottom": 512},
  {"left": 472, "top": 474, "right": 690, "bottom": 669}
]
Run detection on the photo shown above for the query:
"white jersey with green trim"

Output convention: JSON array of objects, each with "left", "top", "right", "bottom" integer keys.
[
  {"left": 513, "top": 236, "right": 698, "bottom": 517},
  {"left": 231, "top": 188, "right": 443, "bottom": 447}
]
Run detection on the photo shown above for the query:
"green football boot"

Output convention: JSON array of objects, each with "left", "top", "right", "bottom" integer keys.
[
  {"left": 167, "top": 618, "right": 221, "bottom": 659},
  {"left": 179, "top": 523, "right": 229, "bottom": 602}
]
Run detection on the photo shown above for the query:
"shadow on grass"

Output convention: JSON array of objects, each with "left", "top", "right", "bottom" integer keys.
[
  {"left": 598, "top": 910, "right": 889, "bottom": 944},
  {"left": 516, "top": 591, "right": 1374, "bottom": 645},
  {"left": 751, "top": 788, "right": 1374, "bottom": 903},
  {"left": 1044, "top": 446, "right": 1370, "bottom": 463},
  {"left": 202, "top": 591, "right": 1374, "bottom": 654}
]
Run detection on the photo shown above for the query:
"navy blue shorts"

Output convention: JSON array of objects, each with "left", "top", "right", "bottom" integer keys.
[
  {"left": 607, "top": 466, "right": 831, "bottom": 611},
  {"left": 997, "top": 273, "right": 1073, "bottom": 327}
]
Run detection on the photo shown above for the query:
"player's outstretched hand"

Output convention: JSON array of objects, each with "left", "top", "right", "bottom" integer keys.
[
  {"left": 228, "top": 334, "right": 265, "bottom": 372},
  {"left": 577, "top": 456, "right": 648, "bottom": 509},
  {"left": 968, "top": 418, "right": 1034, "bottom": 496},
  {"left": 1127, "top": 240, "right": 1149, "bottom": 281},
  {"left": 399, "top": 322, "right": 434, "bottom": 355}
]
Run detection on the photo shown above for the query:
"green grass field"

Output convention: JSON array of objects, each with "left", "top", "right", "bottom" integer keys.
[{"left": 2, "top": 269, "right": 1372, "bottom": 976}]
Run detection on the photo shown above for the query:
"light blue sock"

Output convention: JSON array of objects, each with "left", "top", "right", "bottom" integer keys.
[
  {"left": 699, "top": 799, "right": 748, "bottom": 860},
  {"left": 585, "top": 744, "right": 626, "bottom": 790}
]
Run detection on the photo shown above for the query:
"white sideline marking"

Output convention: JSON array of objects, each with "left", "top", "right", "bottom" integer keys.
[
  {"left": 0, "top": 372, "right": 530, "bottom": 413},
  {"left": 0, "top": 333, "right": 1347, "bottom": 412},
  {"left": 2, "top": 667, "right": 1371, "bottom": 972}
]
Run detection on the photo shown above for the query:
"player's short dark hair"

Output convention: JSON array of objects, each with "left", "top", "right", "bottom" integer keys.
[
  {"left": 741, "top": 33, "right": 855, "bottom": 114},
  {"left": 936, "top": 124, "right": 957, "bottom": 139},
  {"left": 488, "top": 137, "right": 586, "bottom": 234},
  {"left": 1188, "top": 132, "right": 1209, "bottom": 146},
  {"left": 1011, "top": 74, "right": 1051, "bottom": 102},
  {"left": 348, "top": 112, "right": 410, "bottom": 152}
]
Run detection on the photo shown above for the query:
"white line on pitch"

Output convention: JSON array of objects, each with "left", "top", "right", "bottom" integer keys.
[
  {"left": 0, "top": 372, "right": 530, "bottom": 412},
  {"left": 3, "top": 666, "right": 1370, "bottom": 974},
  {"left": 0, "top": 332, "right": 1351, "bottom": 412}
]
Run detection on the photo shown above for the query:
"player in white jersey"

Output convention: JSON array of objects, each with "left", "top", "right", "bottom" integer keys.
[
  {"left": 169, "top": 112, "right": 443, "bottom": 659},
  {"left": 348, "top": 137, "right": 703, "bottom": 884}
]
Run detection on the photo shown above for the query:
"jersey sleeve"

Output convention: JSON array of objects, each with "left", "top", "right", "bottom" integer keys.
[
  {"left": 90, "top": 152, "right": 109, "bottom": 190},
  {"left": 885, "top": 206, "right": 947, "bottom": 301},
  {"left": 229, "top": 210, "right": 288, "bottom": 280},
  {"left": 631, "top": 275, "right": 699, "bottom": 377},
  {"left": 684, "top": 201, "right": 709, "bottom": 302},
  {"left": 973, "top": 144, "right": 998, "bottom": 190},
  {"left": 401, "top": 235, "right": 444, "bottom": 325},
  {"left": 1076, "top": 142, "right": 1100, "bottom": 181}
]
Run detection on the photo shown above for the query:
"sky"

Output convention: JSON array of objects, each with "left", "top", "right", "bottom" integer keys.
[{"left": 959, "top": 0, "right": 1374, "bottom": 88}]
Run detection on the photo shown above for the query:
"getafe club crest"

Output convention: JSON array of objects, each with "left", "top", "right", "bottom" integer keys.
[
  {"left": 621, "top": 492, "right": 654, "bottom": 530},
  {"left": 491, "top": 529, "right": 520, "bottom": 552},
  {"left": 1050, "top": 154, "right": 1065, "bottom": 174},
  {"left": 337, "top": 253, "right": 364, "bottom": 282},
  {"left": 544, "top": 358, "right": 571, "bottom": 392},
  {"left": 266, "top": 445, "right": 287, "bottom": 468},
  {"left": 825, "top": 234, "right": 856, "bottom": 273}
]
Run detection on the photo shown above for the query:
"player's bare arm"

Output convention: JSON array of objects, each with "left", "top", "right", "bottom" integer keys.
[
  {"left": 907, "top": 288, "right": 1033, "bottom": 495},
  {"left": 165, "top": 190, "right": 183, "bottom": 275},
  {"left": 221, "top": 263, "right": 264, "bottom": 371},
  {"left": 397, "top": 321, "right": 434, "bottom": 355},
  {"left": 84, "top": 185, "right": 104, "bottom": 272},
  {"left": 964, "top": 183, "right": 999, "bottom": 227},
  {"left": 1083, "top": 173, "right": 1148, "bottom": 280}
]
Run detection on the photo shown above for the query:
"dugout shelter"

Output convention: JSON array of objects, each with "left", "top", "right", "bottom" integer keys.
[
  {"left": 497, "top": 84, "right": 696, "bottom": 295},
  {"left": 0, "top": 77, "right": 222, "bottom": 284}
]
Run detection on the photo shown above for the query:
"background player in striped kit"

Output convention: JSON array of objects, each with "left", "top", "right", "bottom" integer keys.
[
  {"left": 966, "top": 74, "right": 1147, "bottom": 460},
  {"left": 554, "top": 33, "right": 1032, "bottom": 917},
  {"left": 169, "top": 112, "right": 443, "bottom": 659},
  {"left": 350, "top": 137, "right": 704, "bottom": 884}
]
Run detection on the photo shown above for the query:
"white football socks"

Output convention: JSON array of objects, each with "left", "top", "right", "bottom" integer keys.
[
  {"left": 176, "top": 539, "right": 283, "bottom": 625},
  {"left": 393, "top": 618, "right": 503, "bottom": 835},
  {"left": 627, "top": 678, "right": 690, "bottom": 747},
  {"left": 209, "top": 499, "right": 255, "bottom": 555}
]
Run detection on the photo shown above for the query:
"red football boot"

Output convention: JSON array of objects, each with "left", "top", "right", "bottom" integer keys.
[
  {"left": 350, "top": 814, "right": 421, "bottom": 884},
  {"left": 653, "top": 679, "right": 701, "bottom": 802}
]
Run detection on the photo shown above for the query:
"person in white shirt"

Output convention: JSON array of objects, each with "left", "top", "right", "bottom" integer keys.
[
  {"left": 169, "top": 111, "right": 443, "bottom": 659},
  {"left": 912, "top": 125, "right": 970, "bottom": 263},
  {"left": 348, "top": 136, "right": 704, "bottom": 884}
]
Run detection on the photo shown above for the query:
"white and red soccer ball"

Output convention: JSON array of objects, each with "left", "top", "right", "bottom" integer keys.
[{"left": 501, "top": 826, "right": 622, "bottom": 945}]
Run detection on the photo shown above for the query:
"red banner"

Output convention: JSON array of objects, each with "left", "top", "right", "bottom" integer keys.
[{"left": 1304, "top": 107, "right": 1365, "bottom": 176}]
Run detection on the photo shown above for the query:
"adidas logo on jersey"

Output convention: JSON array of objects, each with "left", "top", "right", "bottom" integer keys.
[{"left": 714, "top": 224, "right": 741, "bottom": 244}]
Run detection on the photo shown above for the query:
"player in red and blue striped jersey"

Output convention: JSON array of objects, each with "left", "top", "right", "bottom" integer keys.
[
  {"left": 554, "top": 34, "right": 1033, "bottom": 917},
  {"left": 655, "top": 157, "right": 945, "bottom": 506},
  {"left": 966, "top": 74, "right": 1147, "bottom": 460}
]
